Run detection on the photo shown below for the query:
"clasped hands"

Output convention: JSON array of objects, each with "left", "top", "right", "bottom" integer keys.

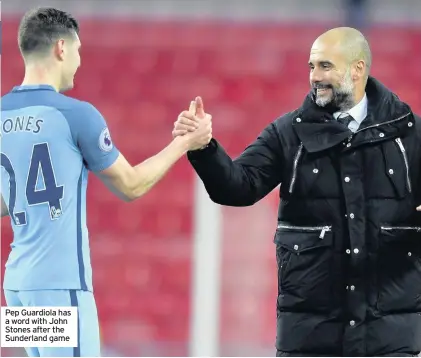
[{"left": 173, "top": 96, "right": 212, "bottom": 151}]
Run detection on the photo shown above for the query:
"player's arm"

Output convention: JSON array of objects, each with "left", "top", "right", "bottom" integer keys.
[
  {"left": 1, "top": 196, "right": 9, "bottom": 217},
  {"left": 97, "top": 138, "right": 189, "bottom": 202},
  {"left": 73, "top": 101, "right": 210, "bottom": 202}
]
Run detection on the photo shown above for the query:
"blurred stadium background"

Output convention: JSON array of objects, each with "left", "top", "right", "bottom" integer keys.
[{"left": 1, "top": 0, "right": 420, "bottom": 356}]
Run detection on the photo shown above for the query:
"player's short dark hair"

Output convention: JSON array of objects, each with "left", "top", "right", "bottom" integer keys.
[{"left": 18, "top": 7, "right": 79, "bottom": 57}]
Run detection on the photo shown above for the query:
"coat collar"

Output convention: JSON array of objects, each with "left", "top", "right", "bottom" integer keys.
[{"left": 292, "top": 77, "right": 414, "bottom": 153}]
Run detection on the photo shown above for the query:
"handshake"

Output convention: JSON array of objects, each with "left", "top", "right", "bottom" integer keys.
[{"left": 172, "top": 96, "right": 213, "bottom": 151}]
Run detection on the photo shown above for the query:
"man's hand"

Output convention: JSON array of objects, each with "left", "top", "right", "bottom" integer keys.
[
  {"left": 173, "top": 97, "right": 212, "bottom": 150},
  {"left": 172, "top": 97, "right": 208, "bottom": 137},
  {"left": 194, "top": 96, "right": 207, "bottom": 119},
  {"left": 172, "top": 101, "right": 199, "bottom": 137},
  {"left": 417, "top": 205, "right": 421, "bottom": 211}
]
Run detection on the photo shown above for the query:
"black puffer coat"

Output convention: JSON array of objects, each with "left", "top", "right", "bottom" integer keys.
[{"left": 187, "top": 77, "right": 421, "bottom": 356}]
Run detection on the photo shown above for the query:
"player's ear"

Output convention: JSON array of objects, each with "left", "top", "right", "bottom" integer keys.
[{"left": 54, "top": 39, "right": 66, "bottom": 61}]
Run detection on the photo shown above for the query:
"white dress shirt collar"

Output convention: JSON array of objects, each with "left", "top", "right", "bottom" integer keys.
[{"left": 333, "top": 93, "right": 368, "bottom": 126}]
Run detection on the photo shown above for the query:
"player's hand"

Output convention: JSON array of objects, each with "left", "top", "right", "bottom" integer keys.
[
  {"left": 184, "top": 113, "right": 212, "bottom": 151},
  {"left": 172, "top": 96, "right": 208, "bottom": 138},
  {"left": 416, "top": 205, "right": 421, "bottom": 211},
  {"left": 174, "top": 99, "right": 212, "bottom": 150},
  {"left": 172, "top": 101, "right": 200, "bottom": 138}
]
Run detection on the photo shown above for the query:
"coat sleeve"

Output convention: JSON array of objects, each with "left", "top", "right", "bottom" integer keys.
[
  {"left": 187, "top": 122, "right": 284, "bottom": 206},
  {"left": 416, "top": 114, "right": 421, "bottom": 178},
  {"left": 414, "top": 114, "right": 421, "bottom": 208}
]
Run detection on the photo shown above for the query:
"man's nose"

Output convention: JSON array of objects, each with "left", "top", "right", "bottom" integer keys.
[{"left": 310, "top": 68, "right": 324, "bottom": 84}]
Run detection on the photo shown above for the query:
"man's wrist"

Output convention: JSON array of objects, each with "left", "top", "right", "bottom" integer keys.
[
  {"left": 187, "top": 139, "right": 217, "bottom": 159},
  {"left": 199, "top": 143, "right": 210, "bottom": 150},
  {"left": 190, "top": 142, "right": 211, "bottom": 152}
]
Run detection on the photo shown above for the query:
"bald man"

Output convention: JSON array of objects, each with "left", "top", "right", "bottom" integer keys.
[{"left": 174, "top": 27, "right": 421, "bottom": 356}]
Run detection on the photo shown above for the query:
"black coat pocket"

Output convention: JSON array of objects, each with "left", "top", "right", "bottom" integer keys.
[
  {"left": 274, "top": 223, "right": 334, "bottom": 313},
  {"left": 376, "top": 225, "right": 421, "bottom": 313}
]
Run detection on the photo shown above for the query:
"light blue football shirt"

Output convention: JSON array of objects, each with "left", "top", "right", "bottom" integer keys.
[{"left": 1, "top": 84, "right": 119, "bottom": 291}]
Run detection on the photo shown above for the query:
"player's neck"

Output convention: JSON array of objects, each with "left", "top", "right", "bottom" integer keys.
[{"left": 21, "top": 64, "right": 61, "bottom": 92}]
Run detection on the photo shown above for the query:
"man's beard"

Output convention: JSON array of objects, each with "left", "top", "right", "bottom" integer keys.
[{"left": 312, "top": 69, "right": 355, "bottom": 111}]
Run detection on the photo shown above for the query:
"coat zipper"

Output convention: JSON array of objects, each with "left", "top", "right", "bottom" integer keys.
[
  {"left": 288, "top": 143, "right": 303, "bottom": 194},
  {"left": 394, "top": 138, "right": 412, "bottom": 193},
  {"left": 354, "top": 112, "right": 411, "bottom": 135},
  {"left": 277, "top": 224, "right": 332, "bottom": 239},
  {"left": 287, "top": 113, "right": 412, "bottom": 194},
  {"left": 381, "top": 226, "right": 421, "bottom": 232},
  {"left": 346, "top": 112, "right": 411, "bottom": 143}
]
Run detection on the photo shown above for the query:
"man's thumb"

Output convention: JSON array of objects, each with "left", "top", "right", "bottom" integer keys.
[
  {"left": 189, "top": 100, "right": 197, "bottom": 115},
  {"left": 195, "top": 96, "right": 205, "bottom": 117}
]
